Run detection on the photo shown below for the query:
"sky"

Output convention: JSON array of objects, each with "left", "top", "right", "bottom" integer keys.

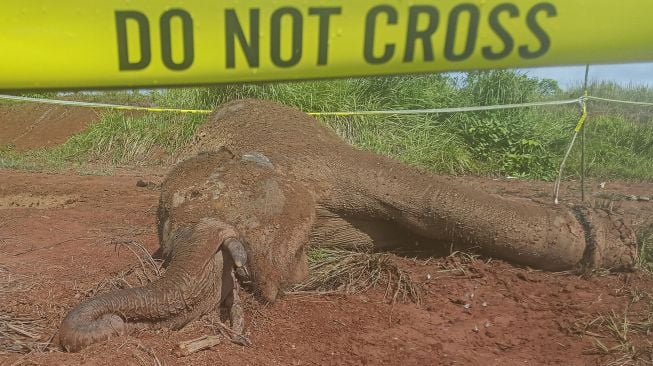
[{"left": 519, "top": 62, "right": 653, "bottom": 88}]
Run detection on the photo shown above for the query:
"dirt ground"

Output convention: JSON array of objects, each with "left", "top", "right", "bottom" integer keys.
[
  {"left": 1, "top": 103, "right": 653, "bottom": 365},
  {"left": 1, "top": 167, "right": 652, "bottom": 366},
  {"left": 0, "top": 104, "right": 101, "bottom": 152}
]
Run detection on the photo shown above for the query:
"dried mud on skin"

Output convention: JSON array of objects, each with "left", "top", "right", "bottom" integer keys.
[
  {"left": 1, "top": 169, "right": 652, "bottom": 365},
  {"left": 183, "top": 100, "right": 636, "bottom": 276}
]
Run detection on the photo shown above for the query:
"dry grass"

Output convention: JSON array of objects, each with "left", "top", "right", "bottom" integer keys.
[
  {"left": 0, "top": 268, "right": 48, "bottom": 354},
  {"left": 427, "top": 251, "right": 482, "bottom": 278},
  {"left": 117, "top": 341, "right": 164, "bottom": 366},
  {"left": 85, "top": 239, "right": 163, "bottom": 297},
  {"left": 573, "top": 290, "right": 653, "bottom": 365},
  {"left": 290, "top": 248, "right": 421, "bottom": 304},
  {"left": 0, "top": 314, "right": 49, "bottom": 354},
  {"left": 0, "top": 268, "right": 34, "bottom": 294},
  {"left": 591, "top": 192, "right": 626, "bottom": 214},
  {"left": 0, "top": 238, "right": 166, "bottom": 357}
]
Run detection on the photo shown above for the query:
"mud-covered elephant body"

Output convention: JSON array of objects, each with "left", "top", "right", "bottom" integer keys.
[{"left": 59, "top": 99, "right": 637, "bottom": 352}]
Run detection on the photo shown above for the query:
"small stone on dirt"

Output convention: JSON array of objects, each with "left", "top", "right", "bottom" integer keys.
[
  {"left": 638, "top": 196, "right": 651, "bottom": 202},
  {"left": 449, "top": 298, "right": 466, "bottom": 305},
  {"left": 136, "top": 180, "right": 158, "bottom": 190},
  {"left": 561, "top": 284, "right": 574, "bottom": 293}
]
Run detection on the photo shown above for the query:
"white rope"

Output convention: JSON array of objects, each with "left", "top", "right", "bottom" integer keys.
[
  {"left": 309, "top": 99, "right": 579, "bottom": 116},
  {"left": 0, "top": 93, "right": 579, "bottom": 116},
  {"left": 553, "top": 131, "right": 580, "bottom": 205},
  {"left": 2, "top": 94, "right": 652, "bottom": 116},
  {"left": 1, "top": 91, "right": 650, "bottom": 204},
  {"left": 584, "top": 95, "right": 653, "bottom": 107},
  {"left": 0, "top": 94, "right": 212, "bottom": 114}
]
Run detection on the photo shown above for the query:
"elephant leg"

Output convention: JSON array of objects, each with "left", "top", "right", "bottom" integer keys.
[{"left": 327, "top": 169, "right": 636, "bottom": 271}]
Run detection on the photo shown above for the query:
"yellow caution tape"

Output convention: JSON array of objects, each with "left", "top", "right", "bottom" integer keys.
[
  {"left": 574, "top": 91, "right": 589, "bottom": 132},
  {"left": 1, "top": 1, "right": 653, "bottom": 90}
]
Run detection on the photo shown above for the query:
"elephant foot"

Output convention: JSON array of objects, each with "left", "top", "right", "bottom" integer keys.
[{"left": 574, "top": 206, "right": 638, "bottom": 271}]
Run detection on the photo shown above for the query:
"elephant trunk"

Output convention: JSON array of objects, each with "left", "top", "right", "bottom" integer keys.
[
  {"left": 59, "top": 268, "right": 216, "bottom": 352},
  {"left": 59, "top": 219, "right": 235, "bottom": 352}
]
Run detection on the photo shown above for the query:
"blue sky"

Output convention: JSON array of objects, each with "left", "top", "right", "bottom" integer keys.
[{"left": 519, "top": 62, "right": 653, "bottom": 88}]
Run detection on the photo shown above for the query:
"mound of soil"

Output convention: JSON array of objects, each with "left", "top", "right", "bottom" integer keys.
[
  {"left": 0, "top": 104, "right": 99, "bottom": 151},
  {"left": 1, "top": 169, "right": 652, "bottom": 365}
]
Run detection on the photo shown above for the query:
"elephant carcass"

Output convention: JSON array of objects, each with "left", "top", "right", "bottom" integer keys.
[{"left": 59, "top": 99, "right": 638, "bottom": 352}]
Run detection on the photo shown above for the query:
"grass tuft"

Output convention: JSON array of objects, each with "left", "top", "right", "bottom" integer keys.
[
  {"left": 0, "top": 269, "right": 48, "bottom": 354},
  {"left": 292, "top": 248, "right": 421, "bottom": 304},
  {"left": 0, "top": 314, "right": 49, "bottom": 354},
  {"left": 636, "top": 224, "right": 653, "bottom": 272},
  {"left": 573, "top": 290, "right": 653, "bottom": 365}
]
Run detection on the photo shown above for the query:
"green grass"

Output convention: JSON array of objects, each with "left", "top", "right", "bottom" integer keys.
[
  {"left": 572, "top": 115, "right": 653, "bottom": 180},
  {"left": 0, "top": 110, "right": 204, "bottom": 169},
  {"left": 53, "top": 110, "right": 203, "bottom": 164},
  {"left": 637, "top": 224, "right": 653, "bottom": 272},
  {"left": 1, "top": 70, "right": 652, "bottom": 182},
  {"left": 146, "top": 72, "right": 575, "bottom": 178}
]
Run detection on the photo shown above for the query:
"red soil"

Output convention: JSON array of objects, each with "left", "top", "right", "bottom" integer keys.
[
  {"left": 1, "top": 169, "right": 652, "bottom": 366},
  {"left": 0, "top": 104, "right": 100, "bottom": 152}
]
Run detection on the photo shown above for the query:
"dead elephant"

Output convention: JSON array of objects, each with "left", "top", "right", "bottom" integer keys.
[{"left": 59, "top": 99, "right": 638, "bottom": 352}]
